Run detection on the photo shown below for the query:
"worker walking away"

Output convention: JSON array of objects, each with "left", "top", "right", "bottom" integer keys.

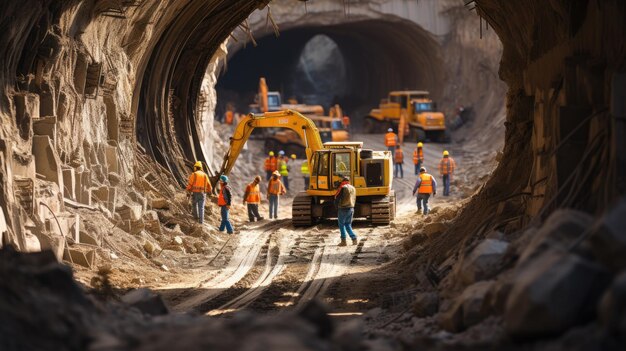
[
  {"left": 185, "top": 161, "right": 212, "bottom": 224},
  {"left": 342, "top": 115, "right": 350, "bottom": 131},
  {"left": 243, "top": 176, "right": 264, "bottom": 222},
  {"left": 267, "top": 170, "right": 286, "bottom": 219},
  {"left": 412, "top": 167, "right": 437, "bottom": 215},
  {"left": 264, "top": 151, "right": 277, "bottom": 180},
  {"left": 438, "top": 150, "right": 457, "bottom": 196},
  {"left": 385, "top": 128, "right": 398, "bottom": 152},
  {"left": 301, "top": 160, "right": 310, "bottom": 190},
  {"left": 334, "top": 176, "right": 357, "bottom": 246},
  {"left": 394, "top": 145, "right": 404, "bottom": 178},
  {"left": 224, "top": 103, "right": 235, "bottom": 125},
  {"left": 217, "top": 175, "right": 234, "bottom": 234},
  {"left": 413, "top": 142, "right": 424, "bottom": 175}
]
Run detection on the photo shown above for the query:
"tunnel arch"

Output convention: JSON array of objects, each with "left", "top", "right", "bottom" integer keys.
[{"left": 216, "top": 18, "right": 445, "bottom": 119}]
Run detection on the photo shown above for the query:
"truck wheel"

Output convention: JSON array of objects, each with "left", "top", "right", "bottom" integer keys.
[
  {"left": 441, "top": 130, "right": 452, "bottom": 143},
  {"left": 415, "top": 129, "right": 426, "bottom": 143},
  {"left": 364, "top": 117, "right": 377, "bottom": 134}
]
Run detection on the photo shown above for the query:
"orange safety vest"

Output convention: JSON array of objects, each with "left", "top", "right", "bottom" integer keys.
[
  {"left": 394, "top": 149, "right": 404, "bottom": 163},
  {"left": 413, "top": 148, "right": 424, "bottom": 164},
  {"left": 264, "top": 157, "right": 277, "bottom": 171},
  {"left": 245, "top": 183, "right": 261, "bottom": 204},
  {"left": 186, "top": 171, "right": 212, "bottom": 193},
  {"left": 225, "top": 111, "right": 234, "bottom": 125},
  {"left": 342, "top": 116, "right": 350, "bottom": 126},
  {"left": 218, "top": 186, "right": 228, "bottom": 206},
  {"left": 268, "top": 178, "right": 285, "bottom": 195},
  {"left": 439, "top": 157, "right": 456, "bottom": 175},
  {"left": 418, "top": 173, "right": 434, "bottom": 194},
  {"left": 385, "top": 132, "right": 397, "bottom": 147}
]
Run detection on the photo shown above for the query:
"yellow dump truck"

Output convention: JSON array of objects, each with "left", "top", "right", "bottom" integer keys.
[{"left": 366, "top": 91, "right": 450, "bottom": 142}]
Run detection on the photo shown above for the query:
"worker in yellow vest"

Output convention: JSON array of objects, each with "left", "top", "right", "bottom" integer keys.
[
  {"left": 267, "top": 171, "right": 286, "bottom": 219},
  {"left": 301, "top": 160, "right": 310, "bottom": 190},
  {"left": 278, "top": 155, "right": 290, "bottom": 190},
  {"left": 384, "top": 128, "right": 398, "bottom": 152},
  {"left": 185, "top": 161, "right": 212, "bottom": 224},
  {"left": 412, "top": 167, "right": 437, "bottom": 215},
  {"left": 394, "top": 145, "right": 404, "bottom": 178},
  {"left": 243, "top": 176, "right": 264, "bottom": 222},
  {"left": 413, "top": 142, "right": 424, "bottom": 175}
]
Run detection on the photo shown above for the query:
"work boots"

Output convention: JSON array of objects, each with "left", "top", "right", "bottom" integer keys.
[
  {"left": 352, "top": 238, "right": 358, "bottom": 245},
  {"left": 338, "top": 239, "right": 347, "bottom": 246}
]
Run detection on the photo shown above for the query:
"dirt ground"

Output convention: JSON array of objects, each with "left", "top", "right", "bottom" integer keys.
[{"left": 72, "top": 124, "right": 500, "bottom": 327}]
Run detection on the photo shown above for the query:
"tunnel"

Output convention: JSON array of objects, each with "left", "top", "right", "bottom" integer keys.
[
  {"left": 0, "top": 0, "right": 625, "bottom": 349},
  {"left": 216, "top": 18, "right": 444, "bottom": 119}
]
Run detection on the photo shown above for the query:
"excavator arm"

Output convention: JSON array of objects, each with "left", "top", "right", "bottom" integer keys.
[{"left": 210, "top": 110, "right": 324, "bottom": 187}]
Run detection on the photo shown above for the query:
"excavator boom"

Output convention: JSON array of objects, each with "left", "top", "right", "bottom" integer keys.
[{"left": 212, "top": 110, "right": 324, "bottom": 186}]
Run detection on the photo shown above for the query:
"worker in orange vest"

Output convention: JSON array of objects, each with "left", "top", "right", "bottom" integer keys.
[
  {"left": 243, "top": 175, "right": 264, "bottom": 222},
  {"left": 267, "top": 171, "right": 286, "bottom": 219},
  {"left": 225, "top": 110, "right": 234, "bottom": 125},
  {"left": 394, "top": 145, "right": 404, "bottom": 179},
  {"left": 342, "top": 115, "right": 350, "bottom": 131},
  {"left": 413, "top": 142, "right": 424, "bottom": 175},
  {"left": 384, "top": 128, "right": 398, "bottom": 152},
  {"left": 185, "top": 161, "right": 213, "bottom": 224},
  {"left": 217, "top": 175, "right": 234, "bottom": 234},
  {"left": 412, "top": 167, "right": 437, "bottom": 215},
  {"left": 264, "top": 151, "right": 277, "bottom": 180},
  {"left": 439, "top": 150, "right": 457, "bottom": 196}
]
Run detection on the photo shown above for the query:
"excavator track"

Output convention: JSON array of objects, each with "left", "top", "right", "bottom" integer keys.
[
  {"left": 371, "top": 192, "right": 395, "bottom": 225},
  {"left": 292, "top": 192, "right": 314, "bottom": 227}
]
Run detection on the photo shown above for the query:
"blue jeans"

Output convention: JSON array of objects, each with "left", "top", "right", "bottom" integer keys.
[
  {"left": 338, "top": 208, "right": 357, "bottom": 240},
  {"left": 394, "top": 163, "right": 403, "bottom": 178},
  {"left": 283, "top": 176, "right": 289, "bottom": 190},
  {"left": 303, "top": 176, "right": 310, "bottom": 190},
  {"left": 414, "top": 161, "right": 422, "bottom": 175},
  {"left": 219, "top": 206, "right": 234, "bottom": 233},
  {"left": 269, "top": 194, "right": 279, "bottom": 219},
  {"left": 443, "top": 175, "right": 450, "bottom": 196},
  {"left": 191, "top": 193, "right": 206, "bottom": 223},
  {"left": 417, "top": 193, "right": 430, "bottom": 214}
]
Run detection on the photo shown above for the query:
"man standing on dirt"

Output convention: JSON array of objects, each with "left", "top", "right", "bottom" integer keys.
[
  {"left": 413, "top": 142, "right": 424, "bottom": 175},
  {"left": 438, "top": 150, "right": 456, "bottom": 196},
  {"left": 185, "top": 161, "right": 212, "bottom": 224},
  {"left": 217, "top": 175, "right": 234, "bottom": 234},
  {"left": 264, "top": 151, "right": 277, "bottom": 181},
  {"left": 334, "top": 176, "right": 357, "bottom": 246},
  {"left": 384, "top": 128, "right": 398, "bottom": 153},
  {"left": 412, "top": 167, "right": 437, "bottom": 215},
  {"left": 267, "top": 170, "right": 286, "bottom": 219},
  {"left": 394, "top": 145, "right": 404, "bottom": 179},
  {"left": 243, "top": 176, "right": 264, "bottom": 222}
]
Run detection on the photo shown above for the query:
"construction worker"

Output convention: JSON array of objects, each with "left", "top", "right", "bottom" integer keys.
[
  {"left": 279, "top": 155, "right": 289, "bottom": 190},
  {"left": 384, "top": 128, "right": 398, "bottom": 152},
  {"left": 243, "top": 176, "right": 264, "bottom": 222},
  {"left": 394, "top": 145, "right": 404, "bottom": 178},
  {"left": 217, "top": 175, "right": 234, "bottom": 234},
  {"left": 185, "top": 161, "right": 212, "bottom": 224},
  {"left": 267, "top": 170, "right": 286, "bottom": 219},
  {"left": 342, "top": 115, "right": 350, "bottom": 131},
  {"left": 334, "top": 176, "right": 357, "bottom": 246},
  {"left": 301, "top": 160, "right": 310, "bottom": 190},
  {"left": 412, "top": 167, "right": 437, "bottom": 215},
  {"left": 439, "top": 150, "right": 457, "bottom": 196},
  {"left": 413, "top": 142, "right": 424, "bottom": 175},
  {"left": 264, "top": 151, "right": 277, "bottom": 180},
  {"left": 224, "top": 103, "right": 234, "bottom": 125}
]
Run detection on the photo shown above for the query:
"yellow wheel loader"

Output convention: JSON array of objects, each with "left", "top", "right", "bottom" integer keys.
[{"left": 212, "top": 110, "right": 396, "bottom": 226}]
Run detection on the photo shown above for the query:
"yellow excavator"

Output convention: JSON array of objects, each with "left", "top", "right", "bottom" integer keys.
[{"left": 212, "top": 109, "right": 396, "bottom": 226}]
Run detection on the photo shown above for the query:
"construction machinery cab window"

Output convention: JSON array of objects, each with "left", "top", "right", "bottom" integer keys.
[
  {"left": 317, "top": 152, "right": 330, "bottom": 176},
  {"left": 413, "top": 101, "right": 434, "bottom": 112},
  {"left": 331, "top": 120, "right": 343, "bottom": 130},
  {"left": 389, "top": 95, "right": 402, "bottom": 104},
  {"left": 268, "top": 94, "right": 281, "bottom": 109},
  {"left": 333, "top": 152, "right": 351, "bottom": 178}
]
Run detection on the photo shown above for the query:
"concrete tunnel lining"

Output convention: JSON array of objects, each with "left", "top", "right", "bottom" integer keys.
[{"left": 216, "top": 18, "right": 445, "bottom": 118}]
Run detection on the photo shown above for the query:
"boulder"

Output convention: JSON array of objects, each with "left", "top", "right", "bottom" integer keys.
[
  {"left": 504, "top": 250, "right": 611, "bottom": 338},
  {"left": 150, "top": 197, "right": 169, "bottom": 209},
  {"left": 598, "top": 271, "right": 626, "bottom": 335},
  {"left": 518, "top": 209, "right": 593, "bottom": 264},
  {"left": 589, "top": 198, "right": 626, "bottom": 270},
  {"left": 458, "top": 239, "right": 509, "bottom": 284},
  {"left": 438, "top": 280, "right": 494, "bottom": 332},
  {"left": 412, "top": 291, "right": 439, "bottom": 317},
  {"left": 116, "top": 204, "right": 143, "bottom": 221},
  {"left": 120, "top": 288, "right": 169, "bottom": 316},
  {"left": 424, "top": 222, "right": 447, "bottom": 236}
]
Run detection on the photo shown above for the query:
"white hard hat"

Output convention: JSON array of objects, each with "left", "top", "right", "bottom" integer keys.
[{"left": 387, "top": 128, "right": 393, "bottom": 132}]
